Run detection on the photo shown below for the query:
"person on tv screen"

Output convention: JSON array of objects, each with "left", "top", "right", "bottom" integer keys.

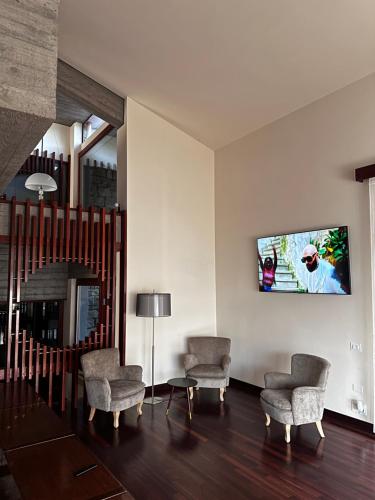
[
  {"left": 301, "top": 244, "right": 345, "bottom": 294},
  {"left": 258, "top": 246, "right": 277, "bottom": 291}
]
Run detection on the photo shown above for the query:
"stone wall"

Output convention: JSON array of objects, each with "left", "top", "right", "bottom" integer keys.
[
  {"left": 83, "top": 163, "right": 117, "bottom": 211},
  {"left": 0, "top": 245, "right": 68, "bottom": 302}
]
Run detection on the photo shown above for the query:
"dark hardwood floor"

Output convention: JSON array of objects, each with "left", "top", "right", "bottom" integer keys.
[{"left": 68, "top": 385, "right": 375, "bottom": 500}]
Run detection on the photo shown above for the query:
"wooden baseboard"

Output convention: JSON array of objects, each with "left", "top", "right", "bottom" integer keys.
[
  {"left": 229, "top": 377, "right": 374, "bottom": 437},
  {"left": 145, "top": 383, "right": 170, "bottom": 397}
]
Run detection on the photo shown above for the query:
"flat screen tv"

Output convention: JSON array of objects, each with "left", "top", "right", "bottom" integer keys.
[{"left": 257, "top": 226, "right": 351, "bottom": 294}]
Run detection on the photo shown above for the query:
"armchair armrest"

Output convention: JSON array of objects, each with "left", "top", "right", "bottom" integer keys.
[
  {"left": 118, "top": 365, "right": 143, "bottom": 382},
  {"left": 291, "top": 386, "right": 325, "bottom": 425},
  {"left": 264, "top": 372, "right": 295, "bottom": 389},
  {"left": 184, "top": 354, "right": 199, "bottom": 372},
  {"left": 221, "top": 354, "right": 231, "bottom": 374},
  {"left": 84, "top": 377, "right": 111, "bottom": 411}
]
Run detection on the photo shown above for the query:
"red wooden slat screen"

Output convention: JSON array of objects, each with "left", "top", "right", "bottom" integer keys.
[{"left": 2, "top": 197, "right": 123, "bottom": 410}]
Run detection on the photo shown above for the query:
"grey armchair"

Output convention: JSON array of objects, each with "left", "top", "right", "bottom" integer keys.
[
  {"left": 81, "top": 348, "right": 145, "bottom": 428},
  {"left": 184, "top": 337, "right": 231, "bottom": 401},
  {"left": 260, "top": 353, "right": 331, "bottom": 443}
]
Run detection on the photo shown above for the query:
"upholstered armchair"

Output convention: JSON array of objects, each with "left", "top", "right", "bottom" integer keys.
[
  {"left": 81, "top": 348, "right": 145, "bottom": 429},
  {"left": 184, "top": 337, "right": 231, "bottom": 401},
  {"left": 260, "top": 353, "right": 331, "bottom": 443}
]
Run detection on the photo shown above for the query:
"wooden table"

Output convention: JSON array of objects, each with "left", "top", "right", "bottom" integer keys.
[
  {"left": 0, "top": 381, "right": 133, "bottom": 500},
  {"left": 0, "top": 403, "right": 73, "bottom": 451},
  {"left": 6, "top": 435, "right": 131, "bottom": 500}
]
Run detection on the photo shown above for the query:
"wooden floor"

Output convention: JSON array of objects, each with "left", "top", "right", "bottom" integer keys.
[{"left": 69, "top": 385, "right": 375, "bottom": 500}]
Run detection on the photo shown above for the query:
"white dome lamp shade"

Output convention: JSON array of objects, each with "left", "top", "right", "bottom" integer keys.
[{"left": 25, "top": 173, "right": 57, "bottom": 200}]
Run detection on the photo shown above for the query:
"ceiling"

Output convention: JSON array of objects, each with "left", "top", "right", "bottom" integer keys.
[{"left": 58, "top": 0, "right": 375, "bottom": 150}]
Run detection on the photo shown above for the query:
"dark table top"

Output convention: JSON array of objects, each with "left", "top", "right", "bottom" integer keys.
[
  {"left": 167, "top": 377, "right": 198, "bottom": 388},
  {"left": 6, "top": 435, "right": 129, "bottom": 500}
]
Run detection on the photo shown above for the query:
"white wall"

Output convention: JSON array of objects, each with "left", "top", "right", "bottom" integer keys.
[
  {"left": 215, "top": 74, "right": 375, "bottom": 422},
  {"left": 36, "top": 123, "right": 70, "bottom": 158},
  {"left": 126, "top": 98, "right": 216, "bottom": 385}
]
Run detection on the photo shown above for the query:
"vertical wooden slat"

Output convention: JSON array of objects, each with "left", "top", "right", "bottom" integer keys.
[
  {"left": 24, "top": 200, "right": 30, "bottom": 283},
  {"left": 100, "top": 208, "right": 106, "bottom": 282},
  {"left": 106, "top": 223, "right": 111, "bottom": 301},
  {"left": 95, "top": 222, "right": 100, "bottom": 276},
  {"left": 83, "top": 220, "right": 89, "bottom": 266},
  {"left": 66, "top": 155, "right": 71, "bottom": 205},
  {"left": 21, "top": 330, "right": 26, "bottom": 380},
  {"left": 110, "top": 209, "right": 117, "bottom": 349},
  {"left": 50, "top": 153, "right": 56, "bottom": 203},
  {"left": 16, "top": 214, "right": 22, "bottom": 303},
  {"left": 48, "top": 347, "right": 53, "bottom": 407},
  {"left": 77, "top": 205, "right": 83, "bottom": 263},
  {"left": 119, "top": 210, "right": 127, "bottom": 364},
  {"left": 6, "top": 197, "right": 16, "bottom": 382},
  {"left": 51, "top": 201, "right": 57, "bottom": 263},
  {"left": 45, "top": 217, "right": 51, "bottom": 266},
  {"left": 31, "top": 216, "right": 37, "bottom": 274},
  {"left": 59, "top": 153, "right": 64, "bottom": 206},
  {"left": 28, "top": 337, "right": 33, "bottom": 379},
  {"left": 42, "top": 345, "right": 47, "bottom": 377},
  {"left": 105, "top": 306, "right": 110, "bottom": 348},
  {"left": 61, "top": 348, "right": 67, "bottom": 412},
  {"left": 89, "top": 206, "right": 95, "bottom": 269},
  {"left": 65, "top": 203, "right": 70, "bottom": 261},
  {"left": 14, "top": 330, "right": 19, "bottom": 381},
  {"left": 35, "top": 342, "right": 40, "bottom": 393},
  {"left": 58, "top": 218, "right": 64, "bottom": 262},
  {"left": 38, "top": 200, "right": 44, "bottom": 269},
  {"left": 56, "top": 348, "right": 60, "bottom": 376},
  {"left": 99, "top": 324, "right": 104, "bottom": 349},
  {"left": 71, "top": 220, "right": 77, "bottom": 263}
]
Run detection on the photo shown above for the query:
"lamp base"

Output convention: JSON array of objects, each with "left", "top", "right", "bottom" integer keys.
[{"left": 143, "top": 396, "right": 164, "bottom": 405}]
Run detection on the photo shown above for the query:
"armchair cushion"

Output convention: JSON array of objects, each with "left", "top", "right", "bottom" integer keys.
[
  {"left": 184, "top": 354, "right": 199, "bottom": 371},
  {"left": 118, "top": 365, "right": 143, "bottom": 382},
  {"left": 260, "top": 389, "right": 292, "bottom": 411},
  {"left": 109, "top": 380, "right": 145, "bottom": 400},
  {"left": 292, "top": 386, "right": 325, "bottom": 425},
  {"left": 85, "top": 377, "right": 111, "bottom": 412},
  {"left": 221, "top": 354, "right": 231, "bottom": 374},
  {"left": 187, "top": 364, "right": 226, "bottom": 379},
  {"left": 264, "top": 372, "right": 296, "bottom": 389}
]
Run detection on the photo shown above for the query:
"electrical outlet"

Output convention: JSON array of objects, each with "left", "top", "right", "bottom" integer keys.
[
  {"left": 351, "top": 399, "right": 367, "bottom": 416},
  {"left": 350, "top": 341, "right": 362, "bottom": 352},
  {"left": 352, "top": 384, "right": 364, "bottom": 394}
]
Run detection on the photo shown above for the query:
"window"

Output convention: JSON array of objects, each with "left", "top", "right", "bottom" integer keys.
[
  {"left": 82, "top": 115, "right": 106, "bottom": 142},
  {"left": 79, "top": 125, "right": 117, "bottom": 210}
]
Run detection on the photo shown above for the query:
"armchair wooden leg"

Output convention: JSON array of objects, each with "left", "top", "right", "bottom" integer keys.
[
  {"left": 189, "top": 387, "right": 194, "bottom": 400},
  {"left": 113, "top": 411, "right": 120, "bottom": 429},
  {"left": 219, "top": 387, "right": 225, "bottom": 402},
  {"left": 315, "top": 420, "right": 325, "bottom": 438},
  {"left": 137, "top": 401, "right": 143, "bottom": 416},
  {"left": 285, "top": 424, "right": 291, "bottom": 443},
  {"left": 88, "top": 407, "right": 96, "bottom": 422},
  {"left": 265, "top": 413, "right": 271, "bottom": 427}
]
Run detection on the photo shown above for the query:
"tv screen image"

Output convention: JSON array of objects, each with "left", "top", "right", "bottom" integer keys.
[{"left": 257, "top": 226, "right": 351, "bottom": 294}]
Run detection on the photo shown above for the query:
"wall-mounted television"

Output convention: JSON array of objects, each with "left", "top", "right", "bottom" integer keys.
[{"left": 257, "top": 226, "right": 351, "bottom": 294}]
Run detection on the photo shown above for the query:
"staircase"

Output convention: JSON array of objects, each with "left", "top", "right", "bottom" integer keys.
[{"left": 259, "top": 236, "right": 301, "bottom": 292}]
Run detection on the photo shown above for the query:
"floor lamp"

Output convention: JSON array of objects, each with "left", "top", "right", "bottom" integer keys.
[{"left": 136, "top": 292, "right": 171, "bottom": 405}]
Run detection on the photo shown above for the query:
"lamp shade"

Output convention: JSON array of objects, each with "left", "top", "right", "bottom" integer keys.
[
  {"left": 136, "top": 293, "right": 171, "bottom": 318},
  {"left": 25, "top": 173, "right": 57, "bottom": 192}
]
